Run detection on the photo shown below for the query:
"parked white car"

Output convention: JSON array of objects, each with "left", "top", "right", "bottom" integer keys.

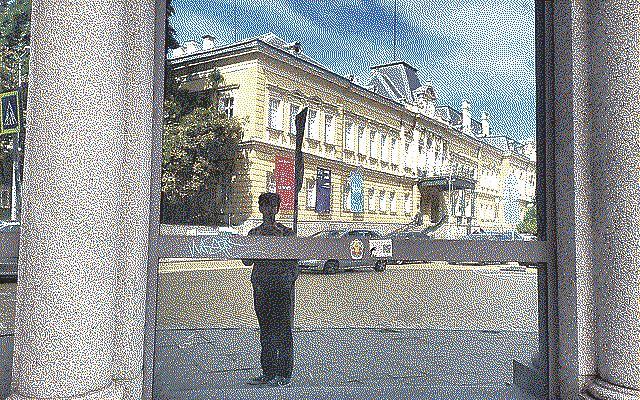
[{"left": 299, "top": 229, "right": 387, "bottom": 274}]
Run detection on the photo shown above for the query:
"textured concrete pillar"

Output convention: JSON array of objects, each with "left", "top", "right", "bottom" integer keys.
[
  {"left": 586, "top": 0, "right": 640, "bottom": 398},
  {"left": 112, "top": 0, "right": 155, "bottom": 398},
  {"left": 8, "top": 1, "right": 126, "bottom": 399}
]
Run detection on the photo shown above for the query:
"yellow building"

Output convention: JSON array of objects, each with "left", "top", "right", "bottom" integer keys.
[{"left": 168, "top": 33, "right": 536, "bottom": 238}]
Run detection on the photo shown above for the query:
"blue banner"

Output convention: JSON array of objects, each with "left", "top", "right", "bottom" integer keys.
[
  {"left": 350, "top": 171, "right": 363, "bottom": 213},
  {"left": 315, "top": 167, "right": 331, "bottom": 213}
]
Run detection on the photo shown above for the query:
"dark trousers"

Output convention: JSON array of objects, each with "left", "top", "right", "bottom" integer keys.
[{"left": 252, "top": 275, "right": 296, "bottom": 379}]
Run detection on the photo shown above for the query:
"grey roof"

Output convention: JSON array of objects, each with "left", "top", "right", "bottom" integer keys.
[
  {"left": 169, "top": 33, "right": 408, "bottom": 114},
  {"left": 368, "top": 61, "right": 422, "bottom": 103},
  {"left": 437, "top": 106, "right": 487, "bottom": 138},
  {"left": 481, "top": 136, "right": 510, "bottom": 152},
  {"left": 368, "top": 74, "right": 401, "bottom": 99},
  {"left": 257, "top": 33, "right": 326, "bottom": 68},
  {"left": 480, "top": 135, "right": 526, "bottom": 155},
  {"left": 170, "top": 32, "right": 327, "bottom": 69}
]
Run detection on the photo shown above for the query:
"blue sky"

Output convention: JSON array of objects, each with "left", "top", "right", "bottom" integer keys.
[{"left": 170, "top": 0, "right": 536, "bottom": 142}]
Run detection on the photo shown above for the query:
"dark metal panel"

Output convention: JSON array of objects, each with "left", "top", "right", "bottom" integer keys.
[
  {"left": 0, "top": 233, "right": 19, "bottom": 259},
  {"left": 156, "top": 235, "right": 553, "bottom": 264},
  {"left": 142, "top": 0, "right": 167, "bottom": 397},
  {"left": 418, "top": 179, "right": 475, "bottom": 191},
  {"left": 537, "top": 0, "right": 557, "bottom": 397}
]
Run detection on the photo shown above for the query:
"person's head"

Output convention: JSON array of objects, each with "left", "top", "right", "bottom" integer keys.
[{"left": 258, "top": 192, "right": 280, "bottom": 219}]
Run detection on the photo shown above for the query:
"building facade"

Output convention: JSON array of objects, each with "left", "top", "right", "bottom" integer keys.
[{"left": 168, "top": 33, "right": 536, "bottom": 238}]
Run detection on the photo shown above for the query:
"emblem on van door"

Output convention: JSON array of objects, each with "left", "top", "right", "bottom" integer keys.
[{"left": 350, "top": 239, "right": 364, "bottom": 260}]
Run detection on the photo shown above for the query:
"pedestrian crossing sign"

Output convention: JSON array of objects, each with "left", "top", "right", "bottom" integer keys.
[{"left": 1, "top": 91, "right": 20, "bottom": 134}]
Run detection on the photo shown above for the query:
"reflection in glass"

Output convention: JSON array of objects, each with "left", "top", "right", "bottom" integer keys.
[
  {"left": 153, "top": 258, "right": 542, "bottom": 397},
  {"left": 160, "top": 0, "right": 538, "bottom": 240}
]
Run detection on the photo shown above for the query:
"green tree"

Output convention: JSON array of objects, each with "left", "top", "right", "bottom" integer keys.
[
  {"left": 161, "top": 0, "right": 245, "bottom": 225},
  {"left": 161, "top": 70, "right": 245, "bottom": 226},
  {"left": 0, "top": 0, "right": 30, "bottom": 94},
  {"left": 517, "top": 203, "right": 537, "bottom": 234},
  {"left": 165, "top": 0, "right": 180, "bottom": 51}
]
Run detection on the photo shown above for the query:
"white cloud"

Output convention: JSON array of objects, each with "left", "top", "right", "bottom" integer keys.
[
  {"left": 172, "top": 0, "right": 537, "bottom": 140},
  {"left": 375, "top": 0, "right": 536, "bottom": 138}
]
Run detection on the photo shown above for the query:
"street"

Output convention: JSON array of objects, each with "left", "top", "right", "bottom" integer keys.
[
  {"left": 153, "top": 261, "right": 540, "bottom": 398},
  {"left": 157, "top": 261, "right": 539, "bottom": 332}
]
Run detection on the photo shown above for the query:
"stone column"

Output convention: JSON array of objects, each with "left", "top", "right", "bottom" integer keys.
[
  {"left": 112, "top": 0, "right": 155, "bottom": 398},
  {"left": 8, "top": 1, "right": 126, "bottom": 399},
  {"left": 586, "top": 0, "right": 640, "bottom": 398}
]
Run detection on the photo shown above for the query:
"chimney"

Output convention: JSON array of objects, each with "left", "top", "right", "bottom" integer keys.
[
  {"left": 286, "top": 41, "right": 302, "bottom": 54},
  {"left": 202, "top": 35, "right": 216, "bottom": 50},
  {"left": 184, "top": 40, "right": 200, "bottom": 54},
  {"left": 481, "top": 111, "right": 490, "bottom": 137},
  {"left": 462, "top": 99, "right": 471, "bottom": 134}
]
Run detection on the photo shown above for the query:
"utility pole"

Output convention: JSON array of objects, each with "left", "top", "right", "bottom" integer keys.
[
  {"left": 293, "top": 107, "right": 308, "bottom": 236},
  {"left": 393, "top": 0, "right": 397, "bottom": 61},
  {"left": 10, "top": 46, "right": 29, "bottom": 222},
  {"left": 233, "top": 0, "right": 238, "bottom": 42}
]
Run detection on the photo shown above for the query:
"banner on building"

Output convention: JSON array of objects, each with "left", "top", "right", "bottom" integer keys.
[
  {"left": 502, "top": 173, "right": 520, "bottom": 225},
  {"left": 275, "top": 155, "right": 295, "bottom": 212},
  {"left": 315, "top": 167, "right": 331, "bottom": 213},
  {"left": 0, "top": 91, "right": 20, "bottom": 134},
  {"left": 350, "top": 171, "right": 363, "bottom": 213}
]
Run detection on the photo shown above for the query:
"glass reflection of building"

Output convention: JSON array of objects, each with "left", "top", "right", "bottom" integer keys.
[{"left": 167, "top": 33, "right": 536, "bottom": 237}]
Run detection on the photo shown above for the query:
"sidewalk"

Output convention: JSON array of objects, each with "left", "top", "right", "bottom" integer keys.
[{"left": 153, "top": 327, "right": 539, "bottom": 399}]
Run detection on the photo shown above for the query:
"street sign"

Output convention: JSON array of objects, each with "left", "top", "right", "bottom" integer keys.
[{"left": 0, "top": 91, "right": 20, "bottom": 134}]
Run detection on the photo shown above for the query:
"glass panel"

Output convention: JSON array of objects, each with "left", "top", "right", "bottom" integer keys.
[
  {"left": 157, "top": 1, "right": 545, "bottom": 396},
  {"left": 159, "top": 0, "right": 539, "bottom": 240},
  {"left": 153, "top": 258, "right": 545, "bottom": 398}
]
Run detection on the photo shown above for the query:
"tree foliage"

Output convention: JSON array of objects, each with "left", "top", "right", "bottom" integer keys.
[
  {"left": 517, "top": 203, "right": 537, "bottom": 234},
  {"left": 0, "top": 0, "right": 245, "bottom": 226},
  {"left": 0, "top": 0, "right": 30, "bottom": 191},
  {"left": 0, "top": 0, "right": 30, "bottom": 94},
  {"left": 162, "top": 0, "right": 245, "bottom": 226},
  {"left": 165, "top": 0, "right": 180, "bottom": 51},
  {"left": 161, "top": 70, "right": 245, "bottom": 226}
]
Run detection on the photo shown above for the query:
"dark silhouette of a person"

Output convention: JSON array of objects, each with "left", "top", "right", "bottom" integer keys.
[{"left": 242, "top": 192, "right": 298, "bottom": 387}]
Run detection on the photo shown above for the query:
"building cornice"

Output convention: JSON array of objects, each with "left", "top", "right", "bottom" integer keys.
[
  {"left": 240, "top": 139, "right": 417, "bottom": 184},
  {"left": 169, "top": 39, "right": 534, "bottom": 167}
]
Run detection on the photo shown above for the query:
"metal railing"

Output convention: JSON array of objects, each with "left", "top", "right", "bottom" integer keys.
[{"left": 417, "top": 164, "right": 475, "bottom": 180}]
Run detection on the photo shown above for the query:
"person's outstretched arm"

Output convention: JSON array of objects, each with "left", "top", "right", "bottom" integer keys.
[{"left": 242, "top": 227, "right": 258, "bottom": 266}]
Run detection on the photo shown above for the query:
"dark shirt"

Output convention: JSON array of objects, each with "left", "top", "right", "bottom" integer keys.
[{"left": 243, "top": 221, "right": 298, "bottom": 281}]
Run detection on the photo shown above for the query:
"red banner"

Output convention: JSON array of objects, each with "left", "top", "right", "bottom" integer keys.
[{"left": 275, "top": 156, "right": 295, "bottom": 212}]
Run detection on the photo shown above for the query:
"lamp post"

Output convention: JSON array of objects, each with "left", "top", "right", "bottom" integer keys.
[{"left": 10, "top": 45, "right": 30, "bottom": 222}]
